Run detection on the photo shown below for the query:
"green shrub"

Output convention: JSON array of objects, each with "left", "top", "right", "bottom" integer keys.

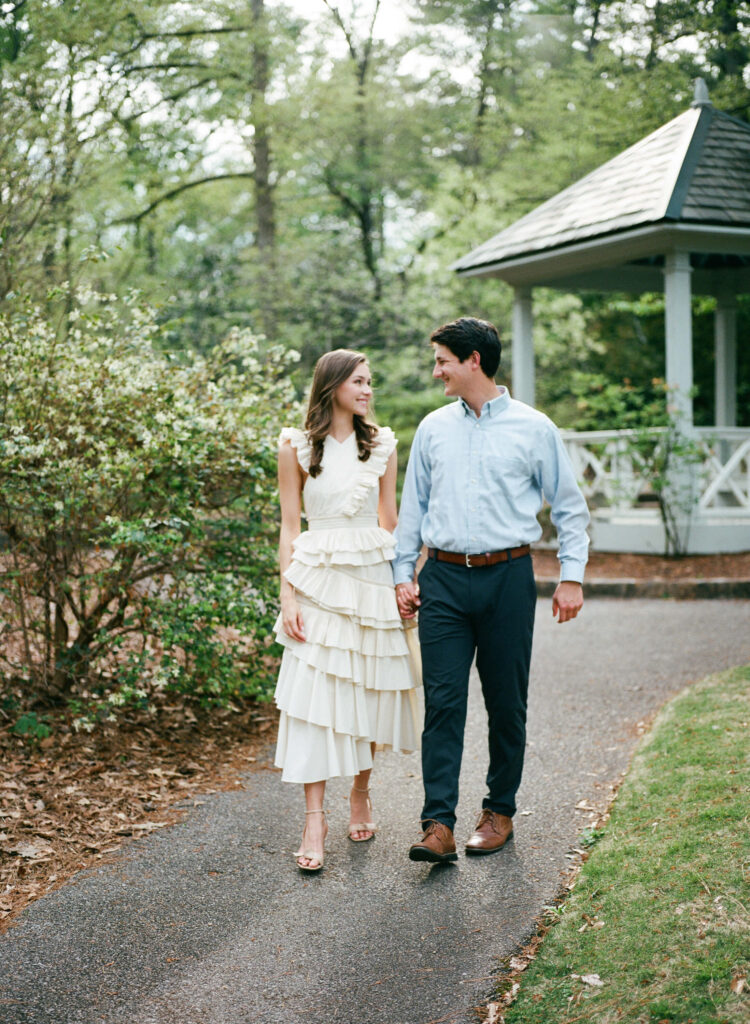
[
  {"left": 0, "top": 289, "right": 300, "bottom": 718},
  {"left": 11, "top": 711, "right": 52, "bottom": 741}
]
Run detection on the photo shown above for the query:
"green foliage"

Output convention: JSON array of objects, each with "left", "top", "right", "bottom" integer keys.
[
  {"left": 570, "top": 374, "right": 670, "bottom": 432},
  {"left": 568, "top": 375, "right": 707, "bottom": 556},
  {"left": 11, "top": 711, "right": 52, "bottom": 742},
  {"left": 624, "top": 413, "right": 708, "bottom": 557},
  {"left": 579, "top": 825, "right": 606, "bottom": 849},
  {"left": 0, "top": 289, "right": 300, "bottom": 713},
  {"left": 365, "top": 343, "right": 449, "bottom": 479}
]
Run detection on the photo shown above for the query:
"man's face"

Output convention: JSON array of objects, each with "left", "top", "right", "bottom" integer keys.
[{"left": 432, "top": 343, "right": 474, "bottom": 398}]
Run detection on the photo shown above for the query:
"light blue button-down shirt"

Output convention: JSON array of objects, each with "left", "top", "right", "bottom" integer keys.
[{"left": 393, "top": 388, "right": 590, "bottom": 585}]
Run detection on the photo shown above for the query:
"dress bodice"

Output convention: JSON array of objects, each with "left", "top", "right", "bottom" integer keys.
[{"left": 279, "top": 426, "right": 396, "bottom": 525}]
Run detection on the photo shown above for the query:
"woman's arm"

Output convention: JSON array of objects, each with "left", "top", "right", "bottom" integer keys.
[
  {"left": 378, "top": 450, "right": 398, "bottom": 533},
  {"left": 278, "top": 442, "right": 306, "bottom": 641}
]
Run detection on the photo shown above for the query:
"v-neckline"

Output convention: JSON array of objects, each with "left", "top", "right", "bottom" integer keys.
[{"left": 328, "top": 431, "right": 355, "bottom": 446}]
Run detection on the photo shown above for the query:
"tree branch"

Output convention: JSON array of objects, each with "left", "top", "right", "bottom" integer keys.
[
  {"left": 362, "top": 0, "right": 382, "bottom": 70},
  {"left": 113, "top": 172, "right": 257, "bottom": 224},
  {"left": 137, "top": 25, "right": 252, "bottom": 41},
  {"left": 118, "top": 78, "right": 233, "bottom": 123},
  {"left": 321, "top": 0, "right": 359, "bottom": 64},
  {"left": 323, "top": 167, "right": 364, "bottom": 219},
  {"left": 118, "top": 62, "right": 215, "bottom": 75}
]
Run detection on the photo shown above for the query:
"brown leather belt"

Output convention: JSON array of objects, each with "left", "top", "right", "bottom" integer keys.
[{"left": 427, "top": 544, "right": 530, "bottom": 568}]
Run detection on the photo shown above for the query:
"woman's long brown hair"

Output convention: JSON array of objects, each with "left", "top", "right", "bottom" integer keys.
[{"left": 304, "top": 350, "right": 378, "bottom": 478}]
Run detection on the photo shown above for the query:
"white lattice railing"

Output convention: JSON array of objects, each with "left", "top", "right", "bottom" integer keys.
[{"left": 560, "top": 427, "right": 750, "bottom": 515}]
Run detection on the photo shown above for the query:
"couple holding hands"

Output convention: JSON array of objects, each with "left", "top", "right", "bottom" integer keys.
[{"left": 274, "top": 317, "right": 590, "bottom": 872}]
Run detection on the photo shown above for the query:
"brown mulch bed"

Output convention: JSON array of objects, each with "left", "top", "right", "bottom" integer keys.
[
  {"left": 0, "top": 697, "right": 277, "bottom": 932},
  {"left": 533, "top": 549, "right": 750, "bottom": 580}
]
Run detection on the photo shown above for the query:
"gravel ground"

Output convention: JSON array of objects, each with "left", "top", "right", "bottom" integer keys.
[{"left": 2, "top": 598, "right": 749, "bottom": 1024}]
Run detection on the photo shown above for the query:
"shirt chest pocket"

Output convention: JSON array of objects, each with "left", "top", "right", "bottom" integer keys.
[{"left": 483, "top": 452, "right": 530, "bottom": 488}]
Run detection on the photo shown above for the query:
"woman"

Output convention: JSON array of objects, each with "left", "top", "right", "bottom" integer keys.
[{"left": 274, "top": 349, "right": 420, "bottom": 872}]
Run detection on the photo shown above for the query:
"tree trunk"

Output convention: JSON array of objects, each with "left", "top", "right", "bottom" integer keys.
[
  {"left": 250, "top": 0, "right": 277, "bottom": 335},
  {"left": 251, "top": 0, "right": 275, "bottom": 254},
  {"left": 322, "top": 0, "right": 383, "bottom": 301}
]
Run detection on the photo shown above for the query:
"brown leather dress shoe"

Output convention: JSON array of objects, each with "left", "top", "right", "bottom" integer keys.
[
  {"left": 408, "top": 820, "right": 458, "bottom": 863},
  {"left": 465, "top": 809, "right": 513, "bottom": 855}
]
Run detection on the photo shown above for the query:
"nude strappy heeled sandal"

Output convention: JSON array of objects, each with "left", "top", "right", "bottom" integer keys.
[
  {"left": 348, "top": 786, "right": 376, "bottom": 842},
  {"left": 294, "top": 809, "right": 327, "bottom": 872}
]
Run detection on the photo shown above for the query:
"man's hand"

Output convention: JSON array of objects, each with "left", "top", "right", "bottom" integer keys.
[
  {"left": 552, "top": 581, "right": 583, "bottom": 623},
  {"left": 396, "top": 581, "right": 420, "bottom": 619}
]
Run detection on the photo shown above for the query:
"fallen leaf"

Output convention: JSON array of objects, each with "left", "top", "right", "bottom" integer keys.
[
  {"left": 730, "top": 975, "right": 746, "bottom": 995},
  {"left": 13, "top": 841, "right": 52, "bottom": 860},
  {"left": 571, "top": 973, "right": 604, "bottom": 988},
  {"left": 501, "top": 982, "right": 520, "bottom": 1006},
  {"left": 485, "top": 1002, "right": 503, "bottom": 1023}
]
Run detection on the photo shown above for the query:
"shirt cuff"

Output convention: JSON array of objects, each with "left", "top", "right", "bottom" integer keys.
[
  {"left": 559, "top": 559, "right": 586, "bottom": 584},
  {"left": 392, "top": 564, "right": 416, "bottom": 586}
]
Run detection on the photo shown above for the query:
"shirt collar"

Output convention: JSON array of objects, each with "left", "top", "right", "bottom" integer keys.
[{"left": 459, "top": 386, "right": 510, "bottom": 419}]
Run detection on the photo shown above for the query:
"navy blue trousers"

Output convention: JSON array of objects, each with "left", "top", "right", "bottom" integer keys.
[{"left": 417, "top": 553, "right": 536, "bottom": 831}]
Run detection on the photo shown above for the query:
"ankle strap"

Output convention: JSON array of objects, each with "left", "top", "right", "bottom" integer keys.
[
  {"left": 305, "top": 808, "right": 326, "bottom": 815},
  {"left": 352, "top": 786, "right": 370, "bottom": 793}
]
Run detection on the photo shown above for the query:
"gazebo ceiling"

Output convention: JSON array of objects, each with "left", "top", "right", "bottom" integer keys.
[{"left": 452, "top": 85, "right": 750, "bottom": 294}]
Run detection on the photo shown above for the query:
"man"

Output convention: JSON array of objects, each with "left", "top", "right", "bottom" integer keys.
[{"left": 393, "top": 317, "right": 589, "bottom": 863}]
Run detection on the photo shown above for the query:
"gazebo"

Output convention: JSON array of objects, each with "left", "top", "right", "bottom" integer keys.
[{"left": 452, "top": 80, "right": 750, "bottom": 554}]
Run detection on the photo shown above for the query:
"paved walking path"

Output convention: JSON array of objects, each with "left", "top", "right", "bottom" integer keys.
[{"left": 2, "top": 599, "right": 750, "bottom": 1024}]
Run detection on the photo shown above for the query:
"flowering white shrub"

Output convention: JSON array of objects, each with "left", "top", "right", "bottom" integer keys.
[{"left": 0, "top": 290, "right": 300, "bottom": 712}]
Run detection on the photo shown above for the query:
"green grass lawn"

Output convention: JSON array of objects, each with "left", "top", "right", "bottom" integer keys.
[{"left": 501, "top": 664, "right": 749, "bottom": 1024}]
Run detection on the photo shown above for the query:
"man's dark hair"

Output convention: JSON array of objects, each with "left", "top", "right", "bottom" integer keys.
[{"left": 430, "top": 317, "right": 501, "bottom": 378}]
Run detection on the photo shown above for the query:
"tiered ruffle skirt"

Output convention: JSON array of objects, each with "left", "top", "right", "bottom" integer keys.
[{"left": 274, "top": 517, "right": 420, "bottom": 783}]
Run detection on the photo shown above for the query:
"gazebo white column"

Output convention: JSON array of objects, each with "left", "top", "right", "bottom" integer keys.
[
  {"left": 511, "top": 286, "right": 535, "bottom": 405},
  {"left": 663, "top": 252, "right": 694, "bottom": 425},
  {"left": 715, "top": 293, "right": 737, "bottom": 427}
]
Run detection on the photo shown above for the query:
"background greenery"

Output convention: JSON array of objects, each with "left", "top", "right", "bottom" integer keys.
[{"left": 2, "top": 0, "right": 749, "bottom": 429}]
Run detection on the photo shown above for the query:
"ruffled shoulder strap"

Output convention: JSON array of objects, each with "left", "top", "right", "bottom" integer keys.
[
  {"left": 278, "top": 426, "right": 312, "bottom": 473},
  {"left": 341, "top": 426, "right": 398, "bottom": 516}
]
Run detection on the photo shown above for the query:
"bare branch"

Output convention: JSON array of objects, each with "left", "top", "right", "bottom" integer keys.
[
  {"left": 321, "top": 0, "right": 359, "bottom": 64},
  {"left": 137, "top": 25, "right": 252, "bottom": 41},
  {"left": 323, "top": 166, "right": 364, "bottom": 218},
  {"left": 118, "top": 78, "right": 232, "bottom": 123},
  {"left": 112, "top": 172, "right": 256, "bottom": 225},
  {"left": 362, "top": 0, "right": 382, "bottom": 69},
  {"left": 118, "top": 62, "right": 215, "bottom": 75}
]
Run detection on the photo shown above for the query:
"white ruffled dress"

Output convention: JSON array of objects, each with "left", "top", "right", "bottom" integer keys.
[{"left": 274, "top": 426, "right": 421, "bottom": 783}]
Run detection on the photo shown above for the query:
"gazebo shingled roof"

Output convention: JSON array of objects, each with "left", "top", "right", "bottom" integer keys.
[{"left": 452, "top": 88, "right": 750, "bottom": 292}]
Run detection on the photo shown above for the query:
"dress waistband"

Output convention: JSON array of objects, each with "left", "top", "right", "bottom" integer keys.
[{"left": 307, "top": 514, "right": 380, "bottom": 531}]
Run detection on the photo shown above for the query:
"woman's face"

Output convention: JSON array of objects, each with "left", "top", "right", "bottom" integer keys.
[{"left": 333, "top": 362, "right": 373, "bottom": 417}]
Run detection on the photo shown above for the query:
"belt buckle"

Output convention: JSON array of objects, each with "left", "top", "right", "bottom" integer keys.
[{"left": 465, "top": 553, "right": 473, "bottom": 568}]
